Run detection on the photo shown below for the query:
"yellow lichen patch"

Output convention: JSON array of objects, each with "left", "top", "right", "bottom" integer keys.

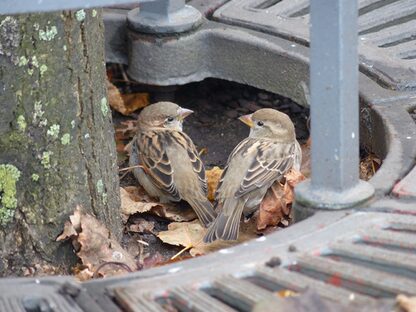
[{"left": 0, "top": 164, "right": 21, "bottom": 225}]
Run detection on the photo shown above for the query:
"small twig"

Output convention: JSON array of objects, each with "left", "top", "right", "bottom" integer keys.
[
  {"left": 93, "top": 261, "right": 133, "bottom": 278},
  {"left": 171, "top": 245, "right": 193, "bottom": 260},
  {"left": 119, "top": 170, "right": 130, "bottom": 181},
  {"left": 119, "top": 164, "right": 144, "bottom": 172},
  {"left": 371, "top": 159, "right": 376, "bottom": 175},
  {"left": 137, "top": 239, "right": 149, "bottom": 246}
]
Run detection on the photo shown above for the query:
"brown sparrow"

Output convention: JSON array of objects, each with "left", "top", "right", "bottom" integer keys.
[
  {"left": 204, "top": 108, "right": 301, "bottom": 242},
  {"left": 129, "top": 102, "right": 216, "bottom": 227}
]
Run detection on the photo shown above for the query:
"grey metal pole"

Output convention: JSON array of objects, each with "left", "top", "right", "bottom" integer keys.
[{"left": 295, "top": 0, "right": 374, "bottom": 209}]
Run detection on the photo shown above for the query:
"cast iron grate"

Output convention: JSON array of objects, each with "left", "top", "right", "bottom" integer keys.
[
  {"left": 96, "top": 213, "right": 416, "bottom": 311},
  {"left": 1, "top": 213, "right": 414, "bottom": 311},
  {"left": 213, "top": 0, "right": 416, "bottom": 90}
]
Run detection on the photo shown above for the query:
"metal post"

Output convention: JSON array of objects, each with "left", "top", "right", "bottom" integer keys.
[{"left": 295, "top": 0, "right": 374, "bottom": 209}]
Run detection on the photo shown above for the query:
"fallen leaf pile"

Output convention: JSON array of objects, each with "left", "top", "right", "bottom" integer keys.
[
  {"left": 360, "top": 152, "right": 381, "bottom": 181},
  {"left": 257, "top": 169, "right": 306, "bottom": 231},
  {"left": 57, "top": 206, "right": 137, "bottom": 279},
  {"left": 157, "top": 220, "right": 258, "bottom": 257},
  {"left": 107, "top": 80, "right": 149, "bottom": 115},
  {"left": 121, "top": 186, "right": 197, "bottom": 223}
]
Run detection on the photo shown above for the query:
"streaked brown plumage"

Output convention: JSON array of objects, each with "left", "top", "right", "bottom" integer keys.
[
  {"left": 129, "top": 102, "right": 216, "bottom": 227},
  {"left": 204, "top": 108, "right": 301, "bottom": 243}
]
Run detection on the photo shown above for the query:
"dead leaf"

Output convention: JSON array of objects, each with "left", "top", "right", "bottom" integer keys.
[
  {"left": 115, "top": 120, "right": 137, "bottom": 142},
  {"left": 120, "top": 93, "right": 149, "bottom": 115},
  {"left": 158, "top": 220, "right": 258, "bottom": 257},
  {"left": 360, "top": 153, "right": 381, "bottom": 181},
  {"left": 206, "top": 166, "right": 223, "bottom": 201},
  {"left": 276, "top": 290, "right": 298, "bottom": 298},
  {"left": 397, "top": 294, "right": 416, "bottom": 312},
  {"left": 121, "top": 186, "right": 197, "bottom": 223},
  {"left": 257, "top": 169, "right": 305, "bottom": 231},
  {"left": 57, "top": 206, "right": 137, "bottom": 278},
  {"left": 107, "top": 79, "right": 149, "bottom": 115},
  {"left": 128, "top": 218, "right": 155, "bottom": 234}
]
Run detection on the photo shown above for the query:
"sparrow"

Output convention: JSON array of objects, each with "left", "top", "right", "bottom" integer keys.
[
  {"left": 204, "top": 108, "right": 301, "bottom": 242},
  {"left": 129, "top": 102, "right": 217, "bottom": 227}
]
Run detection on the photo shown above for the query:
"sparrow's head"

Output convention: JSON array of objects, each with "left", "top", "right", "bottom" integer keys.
[
  {"left": 138, "top": 102, "right": 193, "bottom": 131},
  {"left": 239, "top": 108, "right": 296, "bottom": 142}
]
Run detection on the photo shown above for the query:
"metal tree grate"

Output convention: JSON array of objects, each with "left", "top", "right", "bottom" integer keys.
[
  {"left": 213, "top": 0, "right": 416, "bottom": 90},
  {"left": 81, "top": 212, "right": 416, "bottom": 311}
]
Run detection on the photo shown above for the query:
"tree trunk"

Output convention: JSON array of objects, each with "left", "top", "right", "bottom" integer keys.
[{"left": 0, "top": 9, "right": 121, "bottom": 276}]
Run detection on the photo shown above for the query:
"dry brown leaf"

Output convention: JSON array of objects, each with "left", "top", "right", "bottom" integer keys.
[
  {"left": 120, "top": 186, "right": 197, "bottom": 223},
  {"left": 206, "top": 166, "right": 223, "bottom": 201},
  {"left": 257, "top": 169, "right": 305, "bottom": 231},
  {"left": 107, "top": 79, "right": 149, "bottom": 115},
  {"left": 360, "top": 153, "right": 381, "bottom": 181},
  {"left": 115, "top": 120, "right": 137, "bottom": 142},
  {"left": 120, "top": 93, "right": 149, "bottom": 115},
  {"left": 397, "top": 295, "right": 416, "bottom": 312},
  {"left": 276, "top": 290, "right": 298, "bottom": 298},
  {"left": 57, "top": 206, "right": 137, "bottom": 278},
  {"left": 128, "top": 218, "right": 155, "bottom": 233},
  {"left": 158, "top": 220, "right": 258, "bottom": 257}
]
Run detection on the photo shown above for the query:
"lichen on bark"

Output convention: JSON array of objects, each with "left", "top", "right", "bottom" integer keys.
[{"left": 0, "top": 164, "right": 21, "bottom": 225}]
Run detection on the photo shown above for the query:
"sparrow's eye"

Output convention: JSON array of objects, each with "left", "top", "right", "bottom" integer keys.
[
  {"left": 257, "top": 121, "right": 264, "bottom": 127},
  {"left": 166, "top": 116, "right": 174, "bottom": 122}
]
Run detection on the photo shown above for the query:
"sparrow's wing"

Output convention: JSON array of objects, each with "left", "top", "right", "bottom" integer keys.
[
  {"left": 235, "top": 138, "right": 296, "bottom": 197},
  {"left": 137, "top": 130, "right": 180, "bottom": 200},
  {"left": 175, "top": 132, "right": 208, "bottom": 196}
]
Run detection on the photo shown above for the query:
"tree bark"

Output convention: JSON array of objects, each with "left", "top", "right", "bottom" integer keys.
[{"left": 0, "top": 9, "right": 121, "bottom": 276}]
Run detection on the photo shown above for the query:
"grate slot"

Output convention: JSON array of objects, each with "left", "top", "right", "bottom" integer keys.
[
  {"left": 266, "top": 0, "right": 309, "bottom": 16},
  {"left": 0, "top": 297, "right": 25, "bottom": 312},
  {"left": 252, "top": 266, "right": 374, "bottom": 305},
  {"left": 358, "top": 0, "right": 416, "bottom": 34},
  {"left": 358, "top": 0, "right": 400, "bottom": 16},
  {"left": 360, "top": 19, "right": 416, "bottom": 47},
  {"left": 295, "top": 254, "right": 416, "bottom": 297},
  {"left": 388, "top": 40, "right": 416, "bottom": 59},
  {"left": 388, "top": 221, "right": 416, "bottom": 232},
  {"left": 252, "top": 0, "right": 282, "bottom": 10},
  {"left": 113, "top": 288, "right": 166, "bottom": 312},
  {"left": 328, "top": 241, "right": 416, "bottom": 279},
  {"left": 168, "top": 286, "right": 236, "bottom": 312},
  {"left": 361, "top": 229, "right": 416, "bottom": 251},
  {"left": 205, "top": 275, "right": 276, "bottom": 312}
]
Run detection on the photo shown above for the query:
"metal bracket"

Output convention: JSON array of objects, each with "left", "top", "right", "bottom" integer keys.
[{"left": 127, "top": 0, "right": 202, "bottom": 34}]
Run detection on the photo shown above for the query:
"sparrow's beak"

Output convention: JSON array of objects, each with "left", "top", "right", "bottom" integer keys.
[
  {"left": 238, "top": 113, "right": 254, "bottom": 128},
  {"left": 178, "top": 107, "right": 194, "bottom": 120}
]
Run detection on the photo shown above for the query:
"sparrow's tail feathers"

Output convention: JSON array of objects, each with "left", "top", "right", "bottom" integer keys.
[
  {"left": 187, "top": 198, "right": 216, "bottom": 228},
  {"left": 203, "top": 199, "right": 245, "bottom": 243}
]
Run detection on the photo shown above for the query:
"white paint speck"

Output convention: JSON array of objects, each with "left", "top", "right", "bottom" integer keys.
[
  {"left": 168, "top": 267, "right": 182, "bottom": 273},
  {"left": 406, "top": 136, "right": 412, "bottom": 139},
  {"left": 35, "top": 279, "right": 40, "bottom": 284},
  {"left": 349, "top": 293, "right": 355, "bottom": 301},
  {"left": 256, "top": 236, "right": 266, "bottom": 242},
  {"left": 243, "top": 262, "right": 256, "bottom": 269},
  {"left": 219, "top": 248, "right": 234, "bottom": 254},
  {"left": 351, "top": 132, "right": 355, "bottom": 139},
  {"left": 112, "top": 251, "right": 123, "bottom": 261},
  {"left": 334, "top": 154, "right": 339, "bottom": 161},
  {"left": 291, "top": 44, "right": 296, "bottom": 47}
]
